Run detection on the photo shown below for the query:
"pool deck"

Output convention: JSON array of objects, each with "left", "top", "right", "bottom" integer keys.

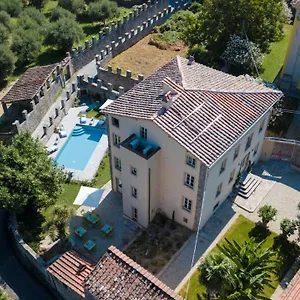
[{"left": 47, "top": 106, "right": 108, "bottom": 181}]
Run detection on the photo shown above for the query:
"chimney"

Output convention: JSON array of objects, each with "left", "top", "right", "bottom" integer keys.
[{"left": 187, "top": 55, "right": 195, "bottom": 65}]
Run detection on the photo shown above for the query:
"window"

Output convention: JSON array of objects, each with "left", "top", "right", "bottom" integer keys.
[
  {"left": 131, "top": 186, "right": 137, "bottom": 198},
  {"left": 183, "top": 217, "right": 188, "bottom": 223},
  {"left": 220, "top": 159, "right": 227, "bottom": 174},
  {"left": 254, "top": 142, "right": 259, "bottom": 155},
  {"left": 186, "top": 155, "right": 196, "bottom": 168},
  {"left": 113, "top": 133, "right": 121, "bottom": 147},
  {"left": 233, "top": 145, "right": 240, "bottom": 160},
  {"left": 140, "top": 126, "right": 147, "bottom": 140},
  {"left": 183, "top": 197, "right": 192, "bottom": 212},
  {"left": 184, "top": 173, "right": 195, "bottom": 189},
  {"left": 213, "top": 202, "right": 220, "bottom": 211},
  {"left": 112, "top": 117, "right": 119, "bottom": 128},
  {"left": 216, "top": 183, "right": 222, "bottom": 197},
  {"left": 114, "top": 157, "right": 121, "bottom": 171},
  {"left": 259, "top": 119, "right": 265, "bottom": 133},
  {"left": 131, "top": 166, "right": 137, "bottom": 176},
  {"left": 245, "top": 133, "right": 253, "bottom": 151},
  {"left": 132, "top": 207, "right": 138, "bottom": 221},
  {"left": 229, "top": 169, "right": 235, "bottom": 183}
]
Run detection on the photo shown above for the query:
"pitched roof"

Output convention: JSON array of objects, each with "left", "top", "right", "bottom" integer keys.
[
  {"left": 103, "top": 56, "right": 283, "bottom": 166},
  {"left": 279, "top": 268, "right": 300, "bottom": 300},
  {"left": 84, "top": 246, "right": 182, "bottom": 300},
  {"left": 47, "top": 248, "right": 96, "bottom": 297},
  {"left": 1, "top": 64, "right": 57, "bottom": 104}
]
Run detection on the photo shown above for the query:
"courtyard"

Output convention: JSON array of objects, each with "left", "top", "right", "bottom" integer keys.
[{"left": 158, "top": 160, "right": 300, "bottom": 293}]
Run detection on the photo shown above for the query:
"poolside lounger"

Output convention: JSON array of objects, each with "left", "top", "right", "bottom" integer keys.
[
  {"left": 84, "top": 240, "right": 96, "bottom": 251},
  {"left": 75, "top": 226, "right": 87, "bottom": 237},
  {"left": 47, "top": 145, "right": 58, "bottom": 154},
  {"left": 59, "top": 130, "right": 67, "bottom": 138}
]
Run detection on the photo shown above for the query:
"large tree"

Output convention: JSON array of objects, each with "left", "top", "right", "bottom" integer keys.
[
  {"left": 46, "top": 17, "right": 84, "bottom": 52},
  {"left": 87, "top": 0, "right": 119, "bottom": 24},
  {"left": 0, "top": 132, "right": 65, "bottom": 213},
  {"left": 0, "top": 45, "right": 15, "bottom": 83},
  {"left": 183, "top": 0, "right": 285, "bottom": 61}
]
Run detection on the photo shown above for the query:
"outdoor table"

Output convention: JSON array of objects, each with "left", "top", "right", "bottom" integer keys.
[
  {"left": 101, "top": 224, "right": 113, "bottom": 236},
  {"left": 75, "top": 227, "right": 87, "bottom": 237},
  {"left": 88, "top": 215, "right": 100, "bottom": 226},
  {"left": 84, "top": 240, "right": 96, "bottom": 251},
  {"left": 83, "top": 211, "right": 92, "bottom": 221}
]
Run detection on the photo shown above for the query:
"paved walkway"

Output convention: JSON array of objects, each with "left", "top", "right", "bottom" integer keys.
[{"left": 158, "top": 160, "right": 300, "bottom": 292}]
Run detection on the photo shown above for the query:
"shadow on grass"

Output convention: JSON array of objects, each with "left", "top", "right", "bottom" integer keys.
[
  {"left": 17, "top": 208, "right": 46, "bottom": 252},
  {"left": 273, "top": 235, "right": 300, "bottom": 280},
  {"left": 248, "top": 224, "right": 272, "bottom": 242},
  {"left": 36, "top": 48, "right": 65, "bottom": 66}
]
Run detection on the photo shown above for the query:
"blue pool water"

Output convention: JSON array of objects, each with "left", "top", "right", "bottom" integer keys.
[{"left": 55, "top": 125, "right": 104, "bottom": 171}]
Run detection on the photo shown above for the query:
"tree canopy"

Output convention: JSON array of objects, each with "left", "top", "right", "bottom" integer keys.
[
  {"left": 87, "top": 0, "right": 119, "bottom": 23},
  {"left": 0, "top": 132, "right": 65, "bottom": 213},
  {"left": 46, "top": 17, "right": 84, "bottom": 52},
  {"left": 183, "top": 0, "right": 286, "bottom": 62},
  {"left": 0, "top": 45, "right": 15, "bottom": 83},
  {"left": 58, "top": 0, "right": 85, "bottom": 15},
  {"left": 0, "top": 0, "right": 23, "bottom": 17}
]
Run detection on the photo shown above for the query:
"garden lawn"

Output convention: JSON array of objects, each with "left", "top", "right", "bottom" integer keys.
[
  {"left": 260, "top": 25, "right": 293, "bottom": 82},
  {"left": 179, "top": 215, "right": 300, "bottom": 300}
]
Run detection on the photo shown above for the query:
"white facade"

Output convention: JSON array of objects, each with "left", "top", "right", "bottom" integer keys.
[{"left": 107, "top": 108, "right": 271, "bottom": 231}]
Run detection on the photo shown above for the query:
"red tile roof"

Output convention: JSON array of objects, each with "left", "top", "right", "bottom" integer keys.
[
  {"left": 47, "top": 248, "right": 96, "bottom": 297},
  {"left": 85, "top": 246, "right": 182, "bottom": 300},
  {"left": 279, "top": 268, "right": 300, "bottom": 300},
  {"left": 1, "top": 64, "right": 57, "bottom": 104},
  {"left": 103, "top": 56, "right": 283, "bottom": 167}
]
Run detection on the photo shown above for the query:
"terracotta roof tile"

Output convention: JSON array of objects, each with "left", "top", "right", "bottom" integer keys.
[
  {"left": 103, "top": 56, "right": 283, "bottom": 167},
  {"left": 1, "top": 64, "right": 57, "bottom": 103},
  {"left": 47, "top": 249, "right": 96, "bottom": 297},
  {"left": 84, "top": 245, "right": 182, "bottom": 299},
  {"left": 279, "top": 268, "right": 300, "bottom": 300}
]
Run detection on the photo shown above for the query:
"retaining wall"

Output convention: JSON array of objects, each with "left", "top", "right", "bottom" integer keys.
[{"left": 71, "top": 0, "right": 190, "bottom": 70}]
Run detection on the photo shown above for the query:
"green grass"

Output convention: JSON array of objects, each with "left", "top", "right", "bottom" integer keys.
[
  {"left": 42, "top": 0, "right": 58, "bottom": 15},
  {"left": 92, "top": 153, "right": 111, "bottom": 188},
  {"left": 260, "top": 25, "right": 293, "bottom": 82},
  {"left": 179, "top": 215, "right": 300, "bottom": 300},
  {"left": 78, "top": 109, "right": 105, "bottom": 120}
]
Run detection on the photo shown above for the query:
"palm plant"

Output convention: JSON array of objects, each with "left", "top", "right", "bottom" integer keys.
[
  {"left": 218, "top": 238, "right": 276, "bottom": 299},
  {"left": 199, "top": 252, "right": 236, "bottom": 299},
  {"left": 45, "top": 204, "right": 75, "bottom": 241}
]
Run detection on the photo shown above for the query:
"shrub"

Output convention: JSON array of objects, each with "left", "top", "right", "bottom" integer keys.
[
  {"left": 160, "top": 10, "right": 194, "bottom": 34},
  {"left": 46, "top": 17, "right": 84, "bottom": 52},
  {"left": 257, "top": 205, "right": 278, "bottom": 226},
  {"left": 50, "top": 6, "right": 76, "bottom": 22},
  {"left": 280, "top": 218, "right": 296, "bottom": 237},
  {"left": 0, "top": 44, "right": 15, "bottom": 82},
  {"left": 29, "top": 0, "right": 49, "bottom": 9},
  {"left": 86, "top": 0, "right": 119, "bottom": 24}
]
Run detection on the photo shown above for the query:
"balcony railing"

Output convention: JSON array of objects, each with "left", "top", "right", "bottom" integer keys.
[{"left": 121, "top": 134, "right": 160, "bottom": 159}]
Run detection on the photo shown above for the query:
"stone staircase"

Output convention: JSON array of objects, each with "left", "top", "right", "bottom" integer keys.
[{"left": 236, "top": 174, "right": 262, "bottom": 199}]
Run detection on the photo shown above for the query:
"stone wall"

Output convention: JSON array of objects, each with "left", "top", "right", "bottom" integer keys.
[
  {"left": 71, "top": 0, "right": 190, "bottom": 70},
  {"left": 8, "top": 213, "right": 63, "bottom": 300},
  {"left": 96, "top": 63, "right": 142, "bottom": 91},
  {"left": 14, "top": 85, "right": 77, "bottom": 143},
  {"left": 291, "top": 143, "right": 300, "bottom": 169},
  {"left": 78, "top": 74, "right": 125, "bottom": 101}
]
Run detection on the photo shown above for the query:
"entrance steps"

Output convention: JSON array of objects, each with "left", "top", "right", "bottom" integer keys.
[{"left": 236, "top": 174, "right": 262, "bottom": 199}]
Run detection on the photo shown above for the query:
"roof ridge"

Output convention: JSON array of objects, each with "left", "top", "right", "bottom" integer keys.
[
  {"left": 108, "top": 246, "right": 182, "bottom": 300},
  {"left": 191, "top": 89, "right": 282, "bottom": 95},
  {"left": 176, "top": 55, "right": 185, "bottom": 87}
]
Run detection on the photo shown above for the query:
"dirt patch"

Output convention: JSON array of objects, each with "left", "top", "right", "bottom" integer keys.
[
  {"left": 124, "top": 213, "right": 192, "bottom": 275},
  {"left": 106, "top": 34, "right": 188, "bottom": 78}
]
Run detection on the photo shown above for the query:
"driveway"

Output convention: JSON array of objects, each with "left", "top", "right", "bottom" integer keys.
[{"left": 0, "top": 211, "right": 54, "bottom": 300}]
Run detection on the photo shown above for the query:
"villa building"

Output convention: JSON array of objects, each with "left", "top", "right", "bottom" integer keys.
[
  {"left": 280, "top": 0, "right": 300, "bottom": 96},
  {"left": 103, "top": 56, "right": 283, "bottom": 231}
]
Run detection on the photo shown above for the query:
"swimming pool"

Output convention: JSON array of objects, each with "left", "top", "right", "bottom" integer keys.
[{"left": 55, "top": 125, "right": 105, "bottom": 171}]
